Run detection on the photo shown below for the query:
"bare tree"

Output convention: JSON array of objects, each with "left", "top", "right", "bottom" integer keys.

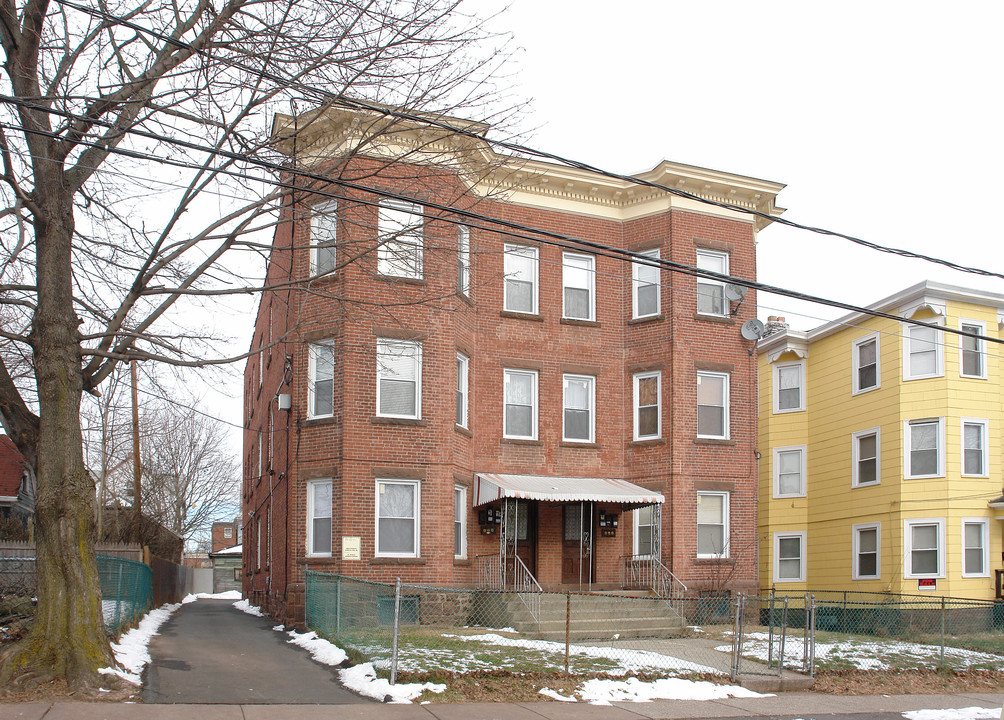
[
  {"left": 0, "top": 0, "right": 518, "bottom": 689},
  {"left": 139, "top": 403, "right": 239, "bottom": 550}
]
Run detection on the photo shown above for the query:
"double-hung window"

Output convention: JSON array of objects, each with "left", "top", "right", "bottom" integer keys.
[
  {"left": 697, "top": 491, "right": 729, "bottom": 558},
  {"left": 376, "top": 479, "right": 420, "bottom": 557},
  {"left": 634, "top": 505, "right": 657, "bottom": 557},
  {"left": 633, "top": 371, "right": 661, "bottom": 440},
  {"left": 632, "top": 249, "right": 660, "bottom": 318},
  {"left": 904, "top": 418, "right": 943, "bottom": 478},
  {"left": 504, "top": 369, "right": 537, "bottom": 439},
  {"left": 456, "top": 353, "right": 469, "bottom": 428},
  {"left": 308, "top": 341, "right": 335, "bottom": 419},
  {"left": 697, "top": 371, "right": 729, "bottom": 439},
  {"left": 904, "top": 518, "right": 944, "bottom": 578},
  {"left": 904, "top": 321, "right": 943, "bottom": 379},
  {"left": 562, "top": 252, "right": 595, "bottom": 320},
  {"left": 773, "top": 446, "right": 806, "bottom": 498},
  {"left": 307, "top": 479, "right": 332, "bottom": 556},
  {"left": 852, "top": 523, "right": 880, "bottom": 580},
  {"left": 376, "top": 339, "right": 422, "bottom": 419},
  {"left": 310, "top": 200, "right": 338, "bottom": 276},
  {"left": 773, "top": 531, "right": 805, "bottom": 583},
  {"left": 962, "top": 519, "right": 988, "bottom": 577},
  {"left": 503, "top": 244, "right": 538, "bottom": 314},
  {"left": 458, "top": 225, "right": 470, "bottom": 295},
  {"left": 773, "top": 362, "right": 805, "bottom": 413},
  {"left": 563, "top": 374, "right": 595, "bottom": 443},
  {"left": 959, "top": 321, "right": 986, "bottom": 378},
  {"left": 852, "top": 428, "right": 880, "bottom": 487},
  {"left": 961, "top": 418, "right": 988, "bottom": 476},
  {"left": 852, "top": 334, "right": 879, "bottom": 393},
  {"left": 377, "top": 200, "right": 424, "bottom": 279},
  {"left": 696, "top": 250, "right": 728, "bottom": 316},
  {"left": 454, "top": 486, "right": 467, "bottom": 559}
]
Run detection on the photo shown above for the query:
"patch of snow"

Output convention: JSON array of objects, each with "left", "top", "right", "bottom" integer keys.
[
  {"left": 539, "top": 687, "right": 576, "bottom": 702},
  {"left": 273, "top": 624, "right": 285, "bottom": 631},
  {"left": 903, "top": 709, "right": 1002, "bottom": 720},
  {"left": 578, "top": 676, "right": 771, "bottom": 705},
  {"left": 442, "top": 632, "right": 719, "bottom": 675},
  {"left": 232, "top": 598, "right": 264, "bottom": 617},
  {"left": 99, "top": 602, "right": 181, "bottom": 685},
  {"left": 339, "top": 662, "right": 446, "bottom": 703},
  {"left": 182, "top": 590, "right": 242, "bottom": 604},
  {"left": 286, "top": 629, "right": 349, "bottom": 666}
]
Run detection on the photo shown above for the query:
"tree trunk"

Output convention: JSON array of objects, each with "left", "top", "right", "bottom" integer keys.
[{"left": 1, "top": 192, "right": 112, "bottom": 688}]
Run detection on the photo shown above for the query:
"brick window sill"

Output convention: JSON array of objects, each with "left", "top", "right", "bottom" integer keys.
[
  {"left": 559, "top": 318, "right": 600, "bottom": 328},
  {"left": 693, "top": 313, "right": 735, "bottom": 325},
  {"left": 695, "top": 557, "right": 735, "bottom": 566},
  {"left": 455, "top": 424, "right": 473, "bottom": 438},
  {"left": 370, "top": 557, "right": 427, "bottom": 566},
  {"left": 376, "top": 274, "right": 427, "bottom": 286},
  {"left": 559, "top": 441, "right": 600, "bottom": 449},
  {"left": 629, "top": 437, "right": 666, "bottom": 447},
  {"left": 304, "top": 415, "right": 337, "bottom": 427},
  {"left": 500, "top": 310, "right": 544, "bottom": 322},
  {"left": 694, "top": 437, "right": 736, "bottom": 447},
  {"left": 457, "top": 292, "right": 474, "bottom": 306},
  {"left": 627, "top": 314, "right": 664, "bottom": 325},
  {"left": 501, "top": 438, "right": 543, "bottom": 446},
  {"left": 371, "top": 417, "right": 427, "bottom": 427},
  {"left": 453, "top": 558, "right": 472, "bottom": 567}
]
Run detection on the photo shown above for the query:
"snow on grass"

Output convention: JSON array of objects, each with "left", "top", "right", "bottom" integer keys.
[
  {"left": 181, "top": 590, "right": 242, "bottom": 604},
  {"left": 539, "top": 687, "right": 577, "bottom": 701},
  {"left": 286, "top": 629, "right": 349, "bottom": 666},
  {"left": 903, "top": 708, "right": 1002, "bottom": 720},
  {"left": 233, "top": 598, "right": 264, "bottom": 617},
  {"left": 440, "top": 632, "right": 720, "bottom": 675},
  {"left": 717, "top": 632, "right": 1004, "bottom": 671},
  {"left": 578, "top": 676, "right": 771, "bottom": 705},
  {"left": 339, "top": 662, "right": 445, "bottom": 703},
  {"left": 99, "top": 602, "right": 180, "bottom": 685}
]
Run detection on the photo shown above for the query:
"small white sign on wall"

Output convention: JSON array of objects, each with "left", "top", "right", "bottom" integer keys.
[{"left": 342, "top": 536, "right": 361, "bottom": 561}]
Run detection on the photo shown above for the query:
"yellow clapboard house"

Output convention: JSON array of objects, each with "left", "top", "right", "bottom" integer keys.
[{"left": 758, "top": 281, "right": 1004, "bottom": 600}]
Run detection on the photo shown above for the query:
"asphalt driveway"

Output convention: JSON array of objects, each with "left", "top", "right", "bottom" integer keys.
[{"left": 142, "top": 599, "right": 370, "bottom": 704}]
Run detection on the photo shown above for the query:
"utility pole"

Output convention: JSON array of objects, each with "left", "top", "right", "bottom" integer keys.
[{"left": 131, "top": 360, "right": 142, "bottom": 537}]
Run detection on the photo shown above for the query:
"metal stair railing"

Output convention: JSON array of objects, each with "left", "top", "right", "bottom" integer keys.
[
  {"left": 475, "top": 552, "right": 541, "bottom": 623},
  {"left": 622, "top": 553, "right": 687, "bottom": 616}
]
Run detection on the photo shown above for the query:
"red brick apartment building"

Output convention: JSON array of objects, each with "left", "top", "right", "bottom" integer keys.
[{"left": 243, "top": 106, "right": 785, "bottom": 625}]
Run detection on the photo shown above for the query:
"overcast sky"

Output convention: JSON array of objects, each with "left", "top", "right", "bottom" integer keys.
[{"left": 475, "top": 0, "right": 1004, "bottom": 330}]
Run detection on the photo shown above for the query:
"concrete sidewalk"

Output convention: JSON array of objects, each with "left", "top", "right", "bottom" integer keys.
[{"left": 2, "top": 693, "right": 1001, "bottom": 719}]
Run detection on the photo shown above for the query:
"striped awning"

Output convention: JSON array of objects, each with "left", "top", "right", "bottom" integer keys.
[{"left": 473, "top": 473, "right": 663, "bottom": 508}]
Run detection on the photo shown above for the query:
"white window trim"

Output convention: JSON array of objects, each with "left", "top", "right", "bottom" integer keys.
[
  {"left": 696, "top": 371, "right": 730, "bottom": 440},
  {"left": 772, "top": 445, "right": 807, "bottom": 498},
  {"left": 307, "top": 341, "right": 335, "bottom": 420},
  {"left": 958, "top": 319, "right": 987, "bottom": 379},
  {"left": 632, "top": 248, "right": 661, "bottom": 319},
  {"left": 695, "top": 249, "right": 729, "bottom": 317},
  {"left": 562, "top": 373, "right": 595, "bottom": 443},
  {"left": 561, "top": 252, "right": 596, "bottom": 321},
  {"left": 306, "top": 478, "right": 332, "bottom": 557},
  {"left": 503, "top": 368, "right": 538, "bottom": 440},
  {"left": 960, "top": 417, "right": 989, "bottom": 478},
  {"left": 632, "top": 507, "right": 656, "bottom": 558},
  {"left": 375, "top": 339, "right": 422, "bottom": 420},
  {"left": 903, "top": 518, "right": 945, "bottom": 579},
  {"left": 375, "top": 479, "right": 421, "bottom": 558},
  {"left": 902, "top": 319, "right": 944, "bottom": 381},
  {"left": 772, "top": 531, "right": 806, "bottom": 583},
  {"left": 851, "top": 332, "right": 880, "bottom": 395},
  {"left": 852, "top": 522, "right": 881, "bottom": 580},
  {"left": 458, "top": 225, "right": 471, "bottom": 296},
  {"left": 503, "top": 243, "right": 538, "bottom": 314},
  {"left": 456, "top": 352, "right": 469, "bottom": 429},
  {"left": 454, "top": 485, "right": 467, "bottom": 559},
  {"left": 377, "top": 200, "right": 424, "bottom": 279},
  {"left": 696, "top": 490, "right": 730, "bottom": 559},
  {"left": 633, "top": 371, "right": 662, "bottom": 441},
  {"left": 309, "top": 199, "right": 337, "bottom": 276},
  {"left": 851, "top": 427, "right": 881, "bottom": 488},
  {"left": 961, "top": 517, "right": 989, "bottom": 578},
  {"left": 903, "top": 418, "right": 945, "bottom": 479},
  {"left": 772, "top": 361, "right": 806, "bottom": 414}
]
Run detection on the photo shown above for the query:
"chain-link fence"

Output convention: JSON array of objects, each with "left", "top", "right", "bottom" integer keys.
[{"left": 304, "top": 572, "right": 1004, "bottom": 685}]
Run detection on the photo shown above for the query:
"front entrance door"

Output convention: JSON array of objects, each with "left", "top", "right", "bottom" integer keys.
[
  {"left": 562, "top": 502, "right": 594, "bottom": 587},
  {"left": 502, "top": 500, "right": 537, "bottom": 579}
]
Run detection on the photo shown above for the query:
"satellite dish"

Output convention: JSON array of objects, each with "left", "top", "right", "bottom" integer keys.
[
  {"left": 725, "top": 283, "right": 747, "bottom": 302},
  {"left": 740, "top": 318, "right": 765, "bottom": 341}
]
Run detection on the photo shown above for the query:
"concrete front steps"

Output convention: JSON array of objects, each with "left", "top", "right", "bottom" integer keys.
[{"left": 492, "top": 591, "right": 688, "bottom": 642}]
